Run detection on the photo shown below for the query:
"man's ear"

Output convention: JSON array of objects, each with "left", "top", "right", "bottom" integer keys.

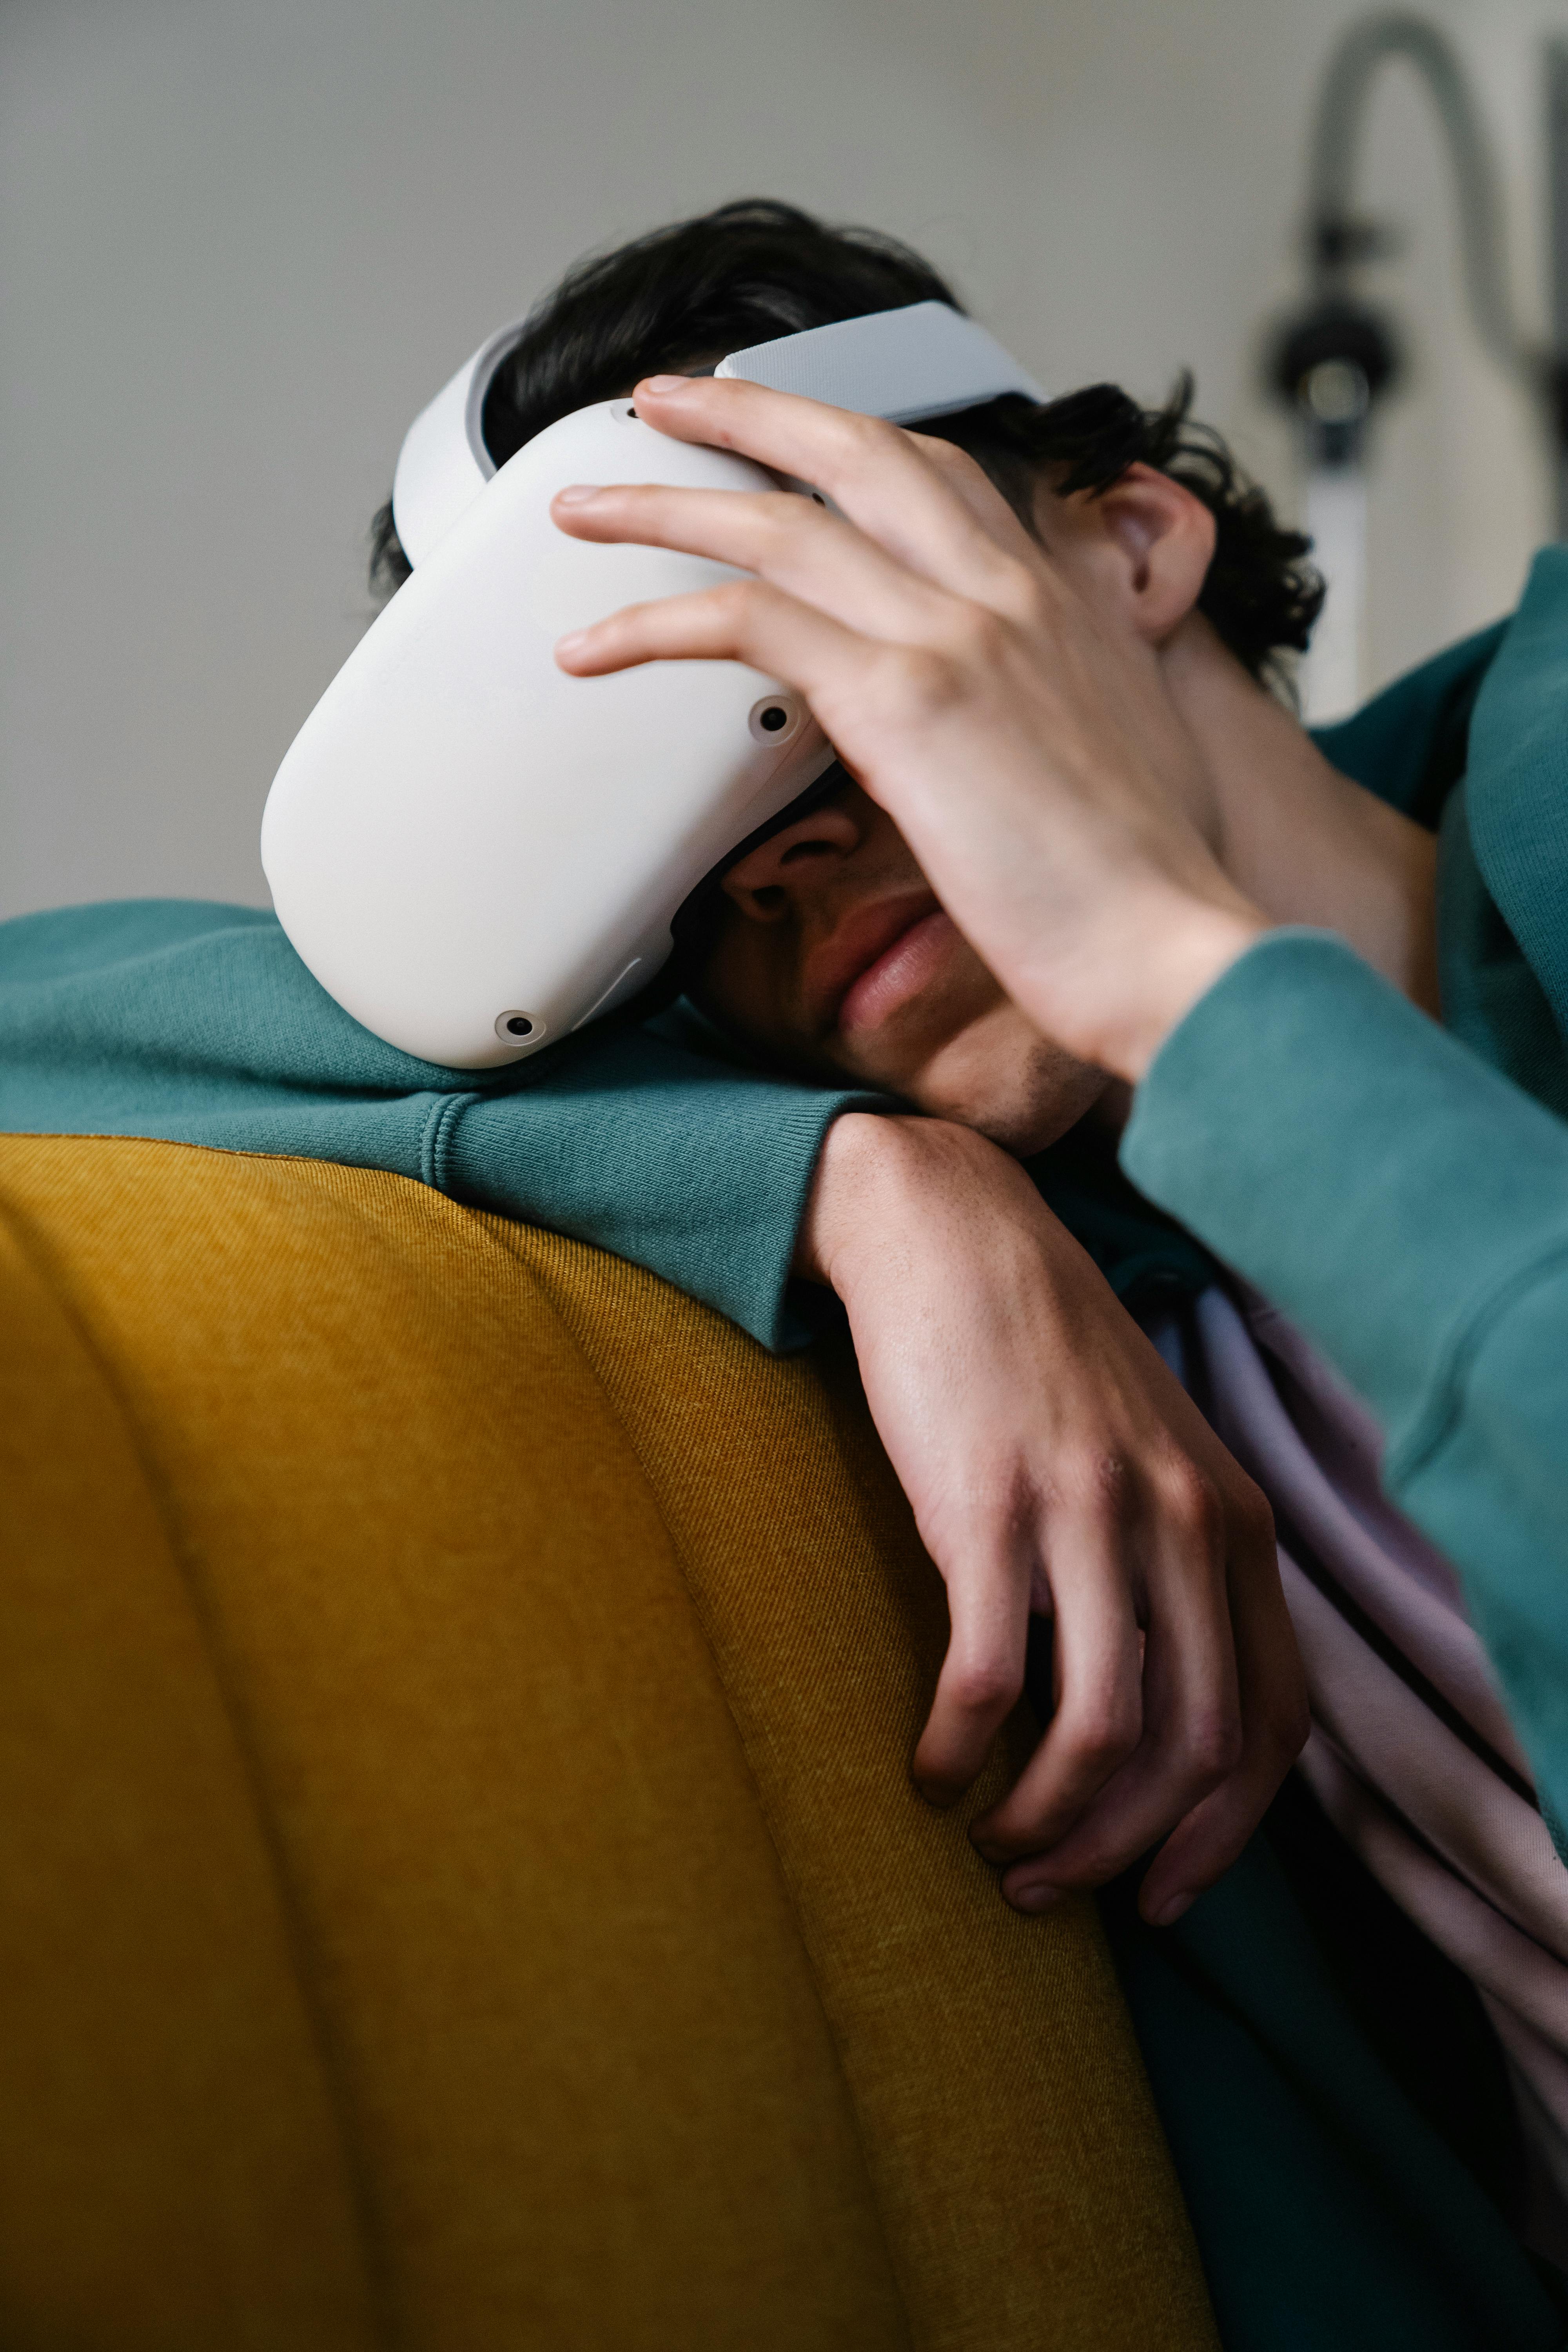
[{"left": 1042, "top": 463, "right": 1216, "bottom": 644}]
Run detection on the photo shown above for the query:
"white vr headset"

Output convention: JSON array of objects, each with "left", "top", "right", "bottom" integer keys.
[{"left": 260, "top": 300, "right": 1045, "bottom": 1067}]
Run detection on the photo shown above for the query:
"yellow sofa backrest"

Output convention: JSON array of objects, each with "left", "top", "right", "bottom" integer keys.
[{"left": 0, "top": 1134, "right": 1214, "bottom": 2351}]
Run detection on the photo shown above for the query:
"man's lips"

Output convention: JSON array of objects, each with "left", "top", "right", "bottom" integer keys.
[
  {"left": 804, "top": 892, "right": 953, "bottom": 1034},
  {"left": 839, "top": 909, "right": 959, "bottom": 1033}
]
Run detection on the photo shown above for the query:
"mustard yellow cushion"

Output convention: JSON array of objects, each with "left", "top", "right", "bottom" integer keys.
[{"left": 0, "top": 1134, "right": 1214, "bottom": 2350}]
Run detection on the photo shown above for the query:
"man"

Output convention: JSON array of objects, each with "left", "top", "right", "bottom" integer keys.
[
  {"left": 5, "top": 201, "right": 1321, "bottom": 1937},
  {"left": 551, "top": 331, "right": 1568, "bottom": 2333},
  {"left": 4, "top": 201, "right": 1564, "bottom": 2343}
]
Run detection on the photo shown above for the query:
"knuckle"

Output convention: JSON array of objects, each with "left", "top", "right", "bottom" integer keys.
[
  {"left": 1081, "top": 1448, "right": 1136, "bottom": 1512},
  {"left": 1211, "top": 1455, "right": 1274, "bottom": 1539},
  {"left": 841, "top": 407, "right": 900, "bottom": 461},
  {"left": 759, "top": 489, "right": 819, "bottom": 547},
  {"left": 1061, "top": 1691, "right": 1142, "bottom": 1777},
  {"left": 915, "top": 431, "right": 975, "bottom": 476},
  {"left": 1183, "top": 1704, "right": 1245, "bottom": 1785},
  {"left": 1272, "top": 1678, "right": 1313, "bottom": 1762},
  {"left": 992, "top": 559, "right": 1049, "bottom": 631},
  {"left": 1237, "top": 1482, "right": 1278, "bottom": 1548},
  {"left": 951, "top": 601, "right": 1012, "bottom": 670},
  {"left": 1160, "top": 1462, "right": 1226, "bottom": 1554},
  {"left": 947, "top": 1659, "right": 1025, "bottom": 1720},
  {"left": 875, "top": 643, "right": 966, "bottom": 724},
  {"left": 713, "top": 577, "right": 769, "bottom": 633}
]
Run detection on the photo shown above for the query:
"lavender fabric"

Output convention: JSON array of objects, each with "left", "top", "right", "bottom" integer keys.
[{"left": 1152, "top": 1284, "right": 1568, "bottom": 2265}]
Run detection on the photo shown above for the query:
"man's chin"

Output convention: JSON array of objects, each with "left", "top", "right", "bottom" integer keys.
[
  {"left": 692, "top": 976, "right": 1109, "bottom": 1154},
  {"left": 904, "top": 1031, "right": 1112, "bottom": 1157}
]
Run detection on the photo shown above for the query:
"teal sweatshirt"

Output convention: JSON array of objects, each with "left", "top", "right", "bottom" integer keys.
[
  {"left": 1123, "top": 557, "right": 1568, "bottom": 1855},
  {"left": 6, "top": 566, "right": 1568, "bottom": 2349},
  {"left": 0, "top": 897, "right": 893, "bottom": 1352}
]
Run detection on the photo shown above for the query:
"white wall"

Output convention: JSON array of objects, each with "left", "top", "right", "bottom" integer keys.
[{"left": 2, "top": 0, "right": 1562, "bottom": 920}]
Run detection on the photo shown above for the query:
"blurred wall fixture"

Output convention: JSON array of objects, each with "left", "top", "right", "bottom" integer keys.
[{"left": 1267, "top": 13, "right": 1562, "bottom": 722}]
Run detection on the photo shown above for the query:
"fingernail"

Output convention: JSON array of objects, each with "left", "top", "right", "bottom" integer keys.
[
  {"left": 969, "top": 1836, "right": 1008, "bottom": 1865},
  {"left": 1149, "top": 1891, "right": 1195, "bottom": 1928},
  {"left": 553, "top": 483, "right": 603, "bottom": 506},
  {"left": 1009, "top": 1882, "right": 1063, "bottom": 1915},
  {"left": 555, "top": 630, "right": 589, "bottom": 658},
  {"left": 638, "top": 374, "right": 691, "bottom": 395}
]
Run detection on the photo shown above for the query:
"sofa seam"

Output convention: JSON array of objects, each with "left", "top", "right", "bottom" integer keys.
[
  {"left": 474, "top": 1213, "right": 920, "bottom": 2348},
  {"left": 0, "top": 1184, "right": 399, "bottom": 2348},
  {"left": 604, "top": 1462, "right": 922, "bottom": 2342}
]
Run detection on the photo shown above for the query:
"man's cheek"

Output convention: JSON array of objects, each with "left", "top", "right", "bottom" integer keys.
[{"left": 694, "top": 936, "right": 778, "bottom": 1042}]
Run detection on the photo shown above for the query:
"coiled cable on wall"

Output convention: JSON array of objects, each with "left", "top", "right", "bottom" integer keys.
[
  {"left": 1269, "top": 12, "right": 1555, "bottom": 719},
  {"left": 1307, "top": 13, "right": 1543, "bottom": 391}
]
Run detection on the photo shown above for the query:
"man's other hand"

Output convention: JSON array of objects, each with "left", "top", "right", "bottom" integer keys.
[{"left": 797, "top": 1111, "right": 1308, "bottom": 1927}]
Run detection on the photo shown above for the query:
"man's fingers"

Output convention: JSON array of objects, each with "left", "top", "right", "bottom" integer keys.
[
  {"left": 554, "top": 573, "right": 982, "bottom": 795},
  {"left": 996, "top": 1625, "right": 1238, "bottom": 1907},
  {"left": 911, "top": 1546, "right": 1032, "bottom": 1806},
  {"left": 554, "top": 572, "right": 874, "bottom": 699},
  {"left": 995, "top": 1481, "right": 1305, "bottom": 1924},
  {"left": 968, "top": 1515, "right": 1144, "bottom": 1860},
  {"left": 552, "top": 480, "right": 956, "bottom": 646},
  {"left": 628, "top": 372, "right": 1048, "bottom": 614},
  {"left": 984, "top": 1611, "right": 1236, "bottom": 1897},
  {"left": 1131, "top": 1738, "right": 1296, "bottom": 1927},
  {"left": 1134, "top": 1515, "right": 1307, "bottom": 1923},
  {"left": 978, "top": 1463, "right": 1246, "bottom": 1903}
]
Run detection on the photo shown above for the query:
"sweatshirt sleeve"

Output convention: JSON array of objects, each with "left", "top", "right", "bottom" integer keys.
[
  {"left": 1120, "top": 927, "right": 1568, "bottom": 1820},
  {"left": 440, "top": 1027, "right": 887, "bottom": 1351},
  {"left": 0, "top": 900, "right": 886, "bottom": 1352}
]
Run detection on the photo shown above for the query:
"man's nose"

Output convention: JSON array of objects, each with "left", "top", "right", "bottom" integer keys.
[{"left": 720, "top": 804, "right": 863, "bottom": 920}]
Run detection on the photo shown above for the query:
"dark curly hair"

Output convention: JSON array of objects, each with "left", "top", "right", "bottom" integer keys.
[{"left": 370, "top": 198, "right": 1321, "bottom": 682}]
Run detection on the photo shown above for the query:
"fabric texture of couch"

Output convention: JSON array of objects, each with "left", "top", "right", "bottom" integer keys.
[{"left": 0, "top": 1132, "right": 1215, "bottom": 2350}]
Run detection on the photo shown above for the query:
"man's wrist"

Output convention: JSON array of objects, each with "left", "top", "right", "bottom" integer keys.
[
  {"left": 793, "top": 1112, "right": 915, "bottom": 1289},
  {"left": 1112, "top": 903, "right": 1270, "bottom": 1082},
  {"left": 1016, "top": 892, "right": 1269, "bottom": 1085},
  {"left": 794, "top": 1109, "right": 1044, "bottom": 1296}
]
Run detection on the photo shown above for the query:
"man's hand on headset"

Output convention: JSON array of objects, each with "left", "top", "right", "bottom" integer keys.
[{"left": 550, "top": 370, "right": 1268, "bottom": 1088}]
